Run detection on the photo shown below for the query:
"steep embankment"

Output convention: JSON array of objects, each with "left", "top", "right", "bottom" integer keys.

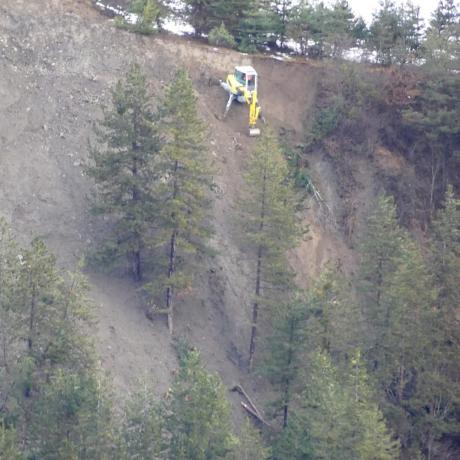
[{"left": 0, "top": 0, "right": 371, "bottom": 410}]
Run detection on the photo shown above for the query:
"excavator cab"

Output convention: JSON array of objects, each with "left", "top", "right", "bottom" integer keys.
[
  {"left": 234, "top": 66, "right": 257, "bottom": 93},
  {"left": 220, "top": 66, "right": 261, "bottom": 136}
]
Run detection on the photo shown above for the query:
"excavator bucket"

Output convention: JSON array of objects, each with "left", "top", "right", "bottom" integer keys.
[{"left": 249, "top": 127, "right": 261, "bottom": 137}]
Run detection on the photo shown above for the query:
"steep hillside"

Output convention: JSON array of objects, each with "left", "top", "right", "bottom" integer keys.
[{"left": 0, "top": 0, "right": 382, "bottom": 409}]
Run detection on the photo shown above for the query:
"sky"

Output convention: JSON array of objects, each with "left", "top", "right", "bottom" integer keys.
[{"left": 346, "top": 0, "right": 441, "bottom": 24}]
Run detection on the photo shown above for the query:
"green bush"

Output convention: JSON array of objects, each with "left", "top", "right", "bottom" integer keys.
[{"left": 208, "top": 23, "right": 236, "bottom": 48}]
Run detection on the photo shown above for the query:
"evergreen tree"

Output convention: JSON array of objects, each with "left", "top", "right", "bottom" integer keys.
[
  {"left": 29, "top": 370, "right": 115, "bottom": 459},
  {"left": 239, "top": 129, "right": 303, "bottom": 369},
  {"left": 358, "top": 194, "right": 405, "bottom": 352},
  {"left": 324, "top": 1, "right": 359, "bottom": 58},
  {"left": 122, "top": 0, "right": 162, "bottom": 34},
  {"left": 288, "top": 1, "right": 318, "bottom": 56},
  {"left": 146, "top": 69, "right": 214, "bottom": 335},
  {"left": 0, "top": 220, "right": 22, "bottom": 415},
  {"left": 414, "top": 185, "right": 460, "bottom": 458},
  {"left": 118, "top": 383, "right": 162, "bottom": 459},
  {"left": 0, "top": 223, "right": 115, "bottom": 459},
  {"left": 424, "top": 0, "right": 460, "bottom": 73},
  {"left": 367, "top": 0, "right": 402, "bottom": 65},
  {"left": 271, "top": 0, "right": 295, "bottom": 47},
  {"left": 307, "top": 263, "right": 362, "bottom": 356},
  {"left": 182, "top": 0, "right": 215, "bottom": 36},
  {"left": 262, "top": 296, "right": 308, "bottom": 427},
  {"left": 234, "top": 0, "right": 278, "bottom": 51},
  {"left": 431, "top": 185, "right": 460, "bottom": 311},
  {"left": 274, "top": 351, "right": 399, "bottom": 460},
  {"left": 429, "top": 0, "right": 459, "bottom": 34},
  {"left": 164, "top": 349, "right": 236, "bottom": 459},
  {"left": 402, "top": 75, "right": 460, "bottom": 213},
  {"left": 86, "top": 63, "right": 160, "bottom": 281},
  {"left": 347, "top": 351, "right": 401, "bottom": 460},
  {"left": 232, "top": 419, "right": 271, "bottom": 460}
]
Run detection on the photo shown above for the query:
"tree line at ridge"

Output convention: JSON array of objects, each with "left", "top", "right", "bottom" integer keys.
[{"left": 121, "top": 0, "right": 459, "bottom": 65}]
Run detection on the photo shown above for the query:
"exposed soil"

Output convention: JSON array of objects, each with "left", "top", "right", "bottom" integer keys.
[{"left": 0, "top": 0, "right": 381, "bottom": 417}]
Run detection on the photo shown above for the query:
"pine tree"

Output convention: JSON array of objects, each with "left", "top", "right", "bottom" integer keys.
[
  {"left": 182, "top": 0, "right": 214, "bottom": 36},
  {"left": 146, "top": 69, "right": 214, "bottom": 335},
  {"left": 414, "top": 185, "right": 460, "bottom": 458},
  {"left": 124, "top": 0, "right": 162, "bottom": 34},
  {"left": 273, "top": 351, "right": 399, "bottom": 460},
  {"left": 0, "top": 220, "right": 22, "bottom": 414},
  {"left": 262, "top": 296, "right": 308, "bottom": 427},
  {"left": 239, "top": 129, "right": 303, "bottom": 370},
  {"left": 402, "top": 76, "right": 460, "bottom": 213},
  {"left": 288, "top": 1, "right": 316, "bottom": 55},
  {"left": 307, "top": 263, "right": 363, "bottom": 356},
  {"left": 232, "top": 419, "right": 271, "bottom": 460},
  {"left": 118, "top": 382, "right": 162, "bottom": 459},
  {"left": 234, "top": 0, "right": 278, "bottom": 51},
  {"left": 348, "top": 351, "right": 401, "bottom": 460},
  {"left": 164, "top": 349, "right": 237, "bottom": 459},
  {"left": 86, "top": 63, "right": 160, "bottom": 281},
  {"left": 323, "top": 1, "right": 359, "bottom": 58},
  {"left": 29, "top": 370, "right": 115, "bottom": 459},
  {"left": 429, "top": 0, "right": 459, "bottom": 34},
  {"left": 431, "top": 185, "right": 460, "bottom": 312},
  {"left": 271, "top": 0, "right": 295, "bottom": 47},
  {"left": 358, "top": 194, "right": 405, "bottom": 352},
  {"left": 367, "top": 0, "right": 401, "bottom": 65}
]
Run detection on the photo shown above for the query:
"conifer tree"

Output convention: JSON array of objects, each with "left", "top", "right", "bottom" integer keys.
[
  {"left": 262, "top": 296, "right": 308, "bottom": 428},
  {"left": 164, "top": 349, "right": 236, "bottom": 459},
  {"left": 29, "top": 370, "right": 115, "bottom": 459},
  {"left": 123, "top": 0, "right": 162, "bottom": 34},
  {"left": 118, "top": 383, "right": 162, "bottom": 459},
  {"left": 239, "top": 129, "right": 303, "bottom": 370},
  {"left": 367, "top": 0, "right": 401, "bottom": 65},
  {"left": 347, "top": 351, "right": 401, "bottom": 460},
  {"left": 147, "top": 70, "right": 214, "bottom": 335},
  {"left": 431, "top": 185, "right": 460, "bottom": 316},
  {"left": 307, "top": 263, "right": 362, "bottom": 356},
  {"left": 0, "top": 220, "right": 22, "bottom": 413},
  {"left": 271, "top": 0, "right": 294, "bottom": 47},
  {"left": 358, "top": 194, "right": 405, "bottom": 352},
  {"left": 86, "top": 63, "right": 160, "bottom": 281},
  {"left": 414, "top": 185, "right": 460, "bottom": 458},
  {"left": 233, "top": 419, "right": 271, "bottom": 460},
  {"left": 274, "top": 351, "right": 399, "bottom": 460}
]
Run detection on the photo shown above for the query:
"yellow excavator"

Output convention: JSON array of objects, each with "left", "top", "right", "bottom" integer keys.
[{"left": 220, "top": 66, "right": 262, "bottom": 136}]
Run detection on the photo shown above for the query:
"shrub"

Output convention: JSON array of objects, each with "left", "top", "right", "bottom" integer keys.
[{"left": 208, "top": 23, "right": 236, "bottom": 49}]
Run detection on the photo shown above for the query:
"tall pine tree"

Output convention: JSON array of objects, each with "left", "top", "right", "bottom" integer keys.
[
  {"left": 239, "top": 129, "right": 303, "bottom": 369},
  {"left": 147, "top": 70, "right": 214, "bottom": 335},
  {"left": 86, "top": 63, "right": 160, "bottom": 281}
]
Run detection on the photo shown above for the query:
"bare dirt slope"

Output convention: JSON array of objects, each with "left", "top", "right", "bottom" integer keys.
[{"left": 0, "top": 0, "right": 368, "bottom": 411}]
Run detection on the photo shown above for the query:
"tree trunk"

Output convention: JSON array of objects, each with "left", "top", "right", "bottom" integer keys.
[
  {"left": 166, "top": 230, "right": 177, "bottom": 335},
  {"left": 282, "top": 317, "right": 295, "bottom": 428},
  {"left": 248, "top": 169, "right": 267, "bottom": 370},
  {"left": 248, "top": 244, "right": 263, "bottom": 371},
  {"left": 27, "top": 285, "right": 37, "bottom": 353},
  {"left": 165, "top": 160, "right": 179, "bottom": 335},
  {"left": 133, "top": 249, "right": 141, "bottom": 282}
]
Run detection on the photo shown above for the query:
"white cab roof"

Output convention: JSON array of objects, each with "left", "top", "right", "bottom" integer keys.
[{"left": 235, "top": 65, "right": 257, "bottom": 76}]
